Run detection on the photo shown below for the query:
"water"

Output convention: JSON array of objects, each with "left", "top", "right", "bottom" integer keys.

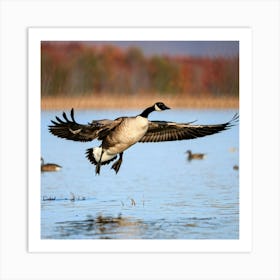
[{"left": 41, "top": 109, "right": 239, "bottom": 239}]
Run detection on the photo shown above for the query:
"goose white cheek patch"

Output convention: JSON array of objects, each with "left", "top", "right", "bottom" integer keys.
[{"left": 154, "top": 104, "right": 161, "bottom": 111}]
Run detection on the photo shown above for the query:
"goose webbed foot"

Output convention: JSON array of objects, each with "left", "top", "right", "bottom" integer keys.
[
  {"left": 111, "top": 153, "right": 123, "bottom": 174},
  {"left": 95, "top": 164, "right": 101, "bottom": 175}
]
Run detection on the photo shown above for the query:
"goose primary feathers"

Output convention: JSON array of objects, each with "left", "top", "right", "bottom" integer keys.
[{"left": 49, "top": 102, "right": 238, "bottom": 175}]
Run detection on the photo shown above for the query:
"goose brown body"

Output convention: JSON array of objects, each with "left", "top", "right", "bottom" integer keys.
[
  {"left": 103, "top": 116, "right": 149, "bottom": 153},
  {"left": 49, "top": 102, "right": 238, "bottom": 175}
]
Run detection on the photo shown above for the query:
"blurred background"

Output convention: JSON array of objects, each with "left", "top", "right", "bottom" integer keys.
[{"left": 41, "top": 41, "right": 239, "bottom": 109}]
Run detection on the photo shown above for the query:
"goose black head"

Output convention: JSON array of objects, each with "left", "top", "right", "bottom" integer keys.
[
  {"left": 139, "top": 102, "right": 171, "bottom": 118},
  {"left": 154, "top": 102, "right": 170, "bottom": 111}
]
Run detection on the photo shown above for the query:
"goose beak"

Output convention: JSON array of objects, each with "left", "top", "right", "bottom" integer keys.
[{"left": 164, "top": 105, "right": 171, "bottom": 110}]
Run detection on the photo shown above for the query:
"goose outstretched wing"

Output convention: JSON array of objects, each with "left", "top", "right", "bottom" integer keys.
[
  {"left": 139, "top": 113, "right": 239, "bottom": 143},
  {"left": 48, "top": 108, "right": 120, "bottom": 142}
]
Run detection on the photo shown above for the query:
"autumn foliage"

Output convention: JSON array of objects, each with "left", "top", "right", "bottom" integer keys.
[{"left": 41, "top": 42, "right": 239, "bottom": 98}]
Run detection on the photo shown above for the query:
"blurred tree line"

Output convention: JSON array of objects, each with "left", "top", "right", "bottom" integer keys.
[{"left": 41, "top": 42, "right": 239, "bottom": 97}]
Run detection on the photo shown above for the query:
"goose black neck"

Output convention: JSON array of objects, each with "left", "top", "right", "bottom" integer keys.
[{"left": 139, "top": 106, "right": 155, "bottom": 118}]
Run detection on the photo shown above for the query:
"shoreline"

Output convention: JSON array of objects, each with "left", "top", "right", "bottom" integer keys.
[{"left": 41, "top": 95, "right": 239, "bottom": 110}]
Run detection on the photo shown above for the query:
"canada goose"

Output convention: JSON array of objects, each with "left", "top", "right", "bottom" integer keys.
[
  {"left": 41, "top": 157, "right": 62, "bottom": 172},
  {"left": 49, "top": 102, "right": 238, "bottom": 175},
  {"left": 186, "top": 150, "right": 206, "bottom": 161}
]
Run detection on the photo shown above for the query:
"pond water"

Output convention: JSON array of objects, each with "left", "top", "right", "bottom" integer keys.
[{"left": 41, "top": 109, "right": 239, "bottom": 239}]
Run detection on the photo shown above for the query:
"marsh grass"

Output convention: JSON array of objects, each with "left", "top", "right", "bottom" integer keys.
[
  {"left": 41, "top": 94, "right": 238, "bottom": 110},
  {"left": 42, "top": 193, "right": 86, "bottom": 202}
]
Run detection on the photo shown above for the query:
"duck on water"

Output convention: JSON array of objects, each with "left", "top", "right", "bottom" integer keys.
[
  {"left": 186, "top": 150, "right": 206, "bottom": 161},
  {"left": 41, "top": 157, "right": 62, "bottom": 172},
  {"left": 49, "top": 102, "right": 238, "bottom": 175}
]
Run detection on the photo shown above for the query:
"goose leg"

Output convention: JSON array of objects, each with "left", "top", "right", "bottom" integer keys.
[
  {"left": 95, "top": 149, "right": 104, "bottom": 175},
  {"left": 111, "top": 152, "right": 123, "bottom": 174}
]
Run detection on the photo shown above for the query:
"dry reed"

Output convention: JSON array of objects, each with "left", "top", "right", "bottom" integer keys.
[{"left": 41, "top": 94, "right": 239, "bottom": 110}]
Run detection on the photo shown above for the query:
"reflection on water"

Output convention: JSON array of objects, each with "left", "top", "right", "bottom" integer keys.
[
  {"left": 55, "top": 214, "right": 144, "bottom": 239},
  {"left": 41, "top": 109, "right": 239, "bottom": 239}
]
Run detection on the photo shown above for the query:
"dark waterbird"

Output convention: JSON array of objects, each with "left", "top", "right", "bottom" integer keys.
[
  {"left": 233, "top": 165, "right": 239, "bottom": 170},
  {"left": 186, "top": 150, "right": 206, "bottom": 161},
  {"left": 49, "top": 102, "right": 238, "bottom": 175},
  {"left": 41, "top": 157, "right": 62, "bottom": 172}
]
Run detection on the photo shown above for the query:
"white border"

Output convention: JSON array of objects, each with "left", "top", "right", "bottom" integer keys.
[
  {"left": 1, "top": 1, "right": 279, "bottom": 279},
  {"left": 28, "top": 27, "right": 252, "bottom": 253}
]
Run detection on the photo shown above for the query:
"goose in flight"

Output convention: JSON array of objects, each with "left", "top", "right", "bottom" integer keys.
[{"left": 49, "top": 102, "right": 238, "bottom": 175}]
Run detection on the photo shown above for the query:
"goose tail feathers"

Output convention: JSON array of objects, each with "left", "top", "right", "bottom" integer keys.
[{"left": 85, "top": 148, "right": 117, "bottom": 166}]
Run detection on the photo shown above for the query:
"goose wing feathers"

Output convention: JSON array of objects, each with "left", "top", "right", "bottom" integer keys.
[
  {"left": 49, "top": 109, "right": 238, "bottom": 143},
  {"left": 139, "top": 113, "right": 238, "bottom": 143},
  {"left": 49, "top": 108, "right": 121, "bottom": 142}
]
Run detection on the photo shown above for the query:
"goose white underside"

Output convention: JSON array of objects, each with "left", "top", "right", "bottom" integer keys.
[
  {"left": 92, "top": 147, "right": 117, "bottom": 163},
  {"left": 91, "top": 116, "right": 149, "bottom": 164}
]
